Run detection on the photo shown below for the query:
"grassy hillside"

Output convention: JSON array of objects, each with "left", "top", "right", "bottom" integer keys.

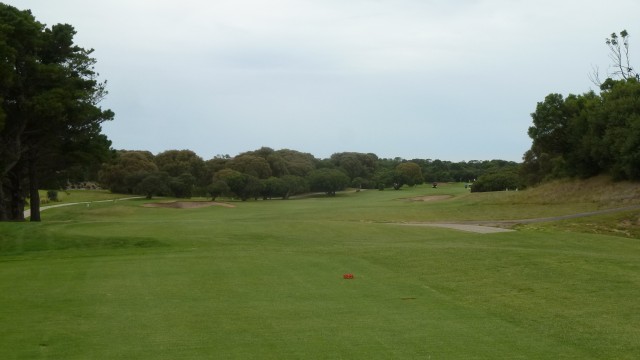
[
  {"left": 1, "top": 180, "right": 639, "bottom": 359},
  {"left": 494, "top": 176, "right": 640, "bottom": 238}
]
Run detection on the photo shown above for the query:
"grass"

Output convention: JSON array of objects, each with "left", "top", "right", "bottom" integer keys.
[{"left": 1, "top": 181, "right": 639, "bottom": 359}]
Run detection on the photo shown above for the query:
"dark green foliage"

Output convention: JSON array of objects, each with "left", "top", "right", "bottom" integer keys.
[
  {"left": 273, "top": 149, "right": 317, "bottom": 177},
  {"left": 372, "top": 168, "right": 396, "bottom": 189},
  {"left": 0, "top": 4, "right": 113, "bottom": 221},
  {"left": 99, "top": 151, "right": 158, "bottom": 194},
  {"left": 46, "top": 190, "right": 58, "bottom": 202},
  {"left": 154, "top": 150, "right": 205, "bottom": 182},
  {"left": 395, "top": 162, "right": 424, "bottom": 187},
  {"left": 226, "top": 154, "right": 272, "bottom": 179},
  {"left": 242, "top": 175, "right": 263, "bottom": 201},
  {"left": 136, "top": 174, "right": 170, "bottom": 199},
  {"left": 207, "top": 180, "right": 230, "bottom": 201},
  {"left": 169, "top": 173, "right": 196, "bottom": 198},
  {"left": 261, "top": 177, "right": 286, "bottom": 199},
  {"left": 213, "top": 169, "right": 262, "bottom": 201},
  {"left": 330, "top": 152, "right": 378, "bottom": 182},
  {"left": 307, "top": 168, "right": 350, "bottom": 196},
  {"left": 523, "top": 78, "right": 640, "bottom": 184},
  {"left": 522, "top": 31, "right": 640, "bottom": 184},
  {"left": 260, "top": 175, "right": 308, "bottom": 200},
  {"left": 280, "top": 175, "right": 309, "bottom": 199},
  {"left": 471, "top": 168, "right": 523, "bottom": 192}
]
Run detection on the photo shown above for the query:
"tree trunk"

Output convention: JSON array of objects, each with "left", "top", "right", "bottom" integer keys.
[
  {"left": 28, "top": 155, "right": 41, "bottom": 222},
  {"left": 0, "top": 184, "right": 7, "bottom": 221},
  {"left": 8, "top": 171, "right": 25, "bottom": 221}
]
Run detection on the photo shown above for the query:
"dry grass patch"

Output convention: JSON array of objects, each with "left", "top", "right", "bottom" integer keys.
[{"left": 518, "top": 176, "right": 640, "bottom": 206}]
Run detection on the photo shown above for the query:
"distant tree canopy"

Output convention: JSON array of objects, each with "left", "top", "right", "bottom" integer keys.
[
  {"left": 96, "top": 145, "right": 518, "bottom": 200},
  {"left": 0, "top": 4, "right": 113, "bottom": 221}
]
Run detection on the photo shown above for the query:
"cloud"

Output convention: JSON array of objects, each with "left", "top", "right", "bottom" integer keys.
[{"left": 9, "top": 0, "right": 640, "bottom": 161}]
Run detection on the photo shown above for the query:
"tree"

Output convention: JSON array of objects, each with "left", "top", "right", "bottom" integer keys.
[
  {"left": 136, "top": 173, "right": 169, "bottom": 199},
  {"left": 522, "top": 93, "right": 571, "bottom": 184},
  {"left": 214, "top": 169, "right": 244, "bottom": 196},
  {"left": 207, "top": 179, "right": 230, "bottom": 201},
  {"left": 169, "top": 173, "right": 196, "bottom": 198},
  {"left": 261, "top": 175, "right": 308, "bottom": 199},
  {"left": 471, "top": 166, "right": 523, "bottom": 192},
  {"left": 261, "top": 177, "right": 286, "bottom": 200},
  {"left": 243, "top": 175, "right": 263, "bottom": 201},
  {"left": 99, "top": 151, "right": 158, "bottom": 193},
  {"left": 0, "top": 5, "right": 113, "bottom": 221},
  {"left": 214, "top": 169, "right": 260, "bottom": 201},
  {"left": 280, "top": 175, "right": 308, "bottom": 199},
  {"left": 274, "top": 149, "right": 317, "bottom": 177},
  {"left": 395, "top": 162, "right": 424, "bottom": 187},
  {"left": 606, "top": 30, "right": 638, "bottom": 81},
  {"left": 226, "top": 154, "right": 272, "bottom": 179},
  {"left": 372, "top": 168, "right": 395, "bottom": 190},
  {"left": 522, "top": 78, "right": 640, "bottom": 183},
  {"left": 598, "top": 79, "right": 640, "bottom": 179},
  {"left": 307, "top": 168, "right": 350, "bottom": 196},
  {"left": 330, "top": 152, "right": 378, "bottom": 184},
  {"left": 155, "top": 150, "right": 204, "bottom": 177}
]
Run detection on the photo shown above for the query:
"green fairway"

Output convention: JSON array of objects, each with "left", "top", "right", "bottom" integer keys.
[{"left": 1, "top": 185, "right": 639, "bottom": 359}]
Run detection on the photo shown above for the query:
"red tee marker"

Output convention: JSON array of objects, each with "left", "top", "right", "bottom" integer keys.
[{"left": 343, "top": 273, "right": 354, "bottom": 279}]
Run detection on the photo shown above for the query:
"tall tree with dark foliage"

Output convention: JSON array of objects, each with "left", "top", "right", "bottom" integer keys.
[{"left": 0, "top": 4, "right": 113, "bottom": 221}]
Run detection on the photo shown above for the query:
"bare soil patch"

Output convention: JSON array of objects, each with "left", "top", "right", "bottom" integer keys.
[
  {"left": 143, "top": 201, "right": 235, "bottom": 209},
  {"left": 408, "top": 195, "right": 453, "bottom": 202}
]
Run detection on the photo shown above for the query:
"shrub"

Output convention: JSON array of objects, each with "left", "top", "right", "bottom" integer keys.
[{"left": 47, "top": 190, "right": 59, "bottom": 202}]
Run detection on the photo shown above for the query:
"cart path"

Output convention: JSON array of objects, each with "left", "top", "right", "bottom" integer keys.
[
  {"left": 394, "top": 205, "right": 640, "bottom": 234},
  {"left": 23, "top": 197, "right": 143, "bottom": 219}
]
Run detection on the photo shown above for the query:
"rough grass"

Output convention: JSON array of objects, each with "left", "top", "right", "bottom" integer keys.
[{"left": 1, "top": 180, "right": 639, "bottom": 359}]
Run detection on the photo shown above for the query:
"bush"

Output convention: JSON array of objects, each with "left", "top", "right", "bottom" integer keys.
[
  {"left": 471, "top": 170, "right": 524, "bottom": 192},
  {"left": 47, "top": 190, "right": 59, "bottom": 202}
]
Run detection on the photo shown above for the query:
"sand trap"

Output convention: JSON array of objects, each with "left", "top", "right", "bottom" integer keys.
[
  {"left": 408, "top": 195, "right": 453, "bottom": 202},
  {"left": 143, "top": 201, "right": 235, "bottom": 209}
]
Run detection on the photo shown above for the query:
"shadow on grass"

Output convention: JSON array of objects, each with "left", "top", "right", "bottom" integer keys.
[{"left": 0, "top": 235, "right": 167, "bottom": 256}]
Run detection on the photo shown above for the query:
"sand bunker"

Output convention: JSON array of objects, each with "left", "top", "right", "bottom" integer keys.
[
  {"left": 409, "top": 195, "right": 453, "bottom": 202},
  {"left": 143, "top": 201, "right": 235, "bottom": 209}
]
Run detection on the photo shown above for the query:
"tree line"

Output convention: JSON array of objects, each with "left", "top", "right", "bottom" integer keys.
[
  {"left": 522, "top": 30, "right": 640, "bottom": 185},
  {"left": 97, "top": 148, "right": 519, "bottom": 201}
]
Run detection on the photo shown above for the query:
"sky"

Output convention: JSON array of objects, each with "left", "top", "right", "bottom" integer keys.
[{"left": 7, "top": 0, "right": 640, "bottom": 161}]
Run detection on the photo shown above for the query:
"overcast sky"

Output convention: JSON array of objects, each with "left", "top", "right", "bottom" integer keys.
[{"left": 8, "top": 0, "right": 640, "bottom": 161}]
